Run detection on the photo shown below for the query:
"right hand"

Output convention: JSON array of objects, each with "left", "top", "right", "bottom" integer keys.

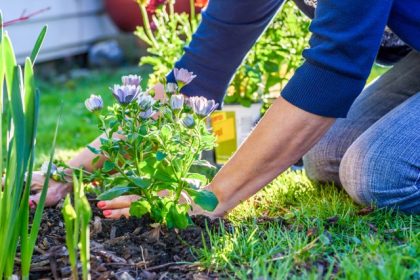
[{"left": 29, "top": 171, "right": 72, "bottom": 207}]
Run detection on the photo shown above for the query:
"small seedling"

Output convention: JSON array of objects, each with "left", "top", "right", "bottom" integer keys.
[{"left": 62, "top": 173, "right": 92, "bottom": 280}]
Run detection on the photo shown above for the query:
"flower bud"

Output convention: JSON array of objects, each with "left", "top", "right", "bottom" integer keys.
[
  {"left": 139, "top": 107, "right": 155, "bottom": 119},
  {"left": 181, "top": 114, "right": 195, "bottom": 128},
  {"left": 165, "top": 83, "right": 178, "bottom": 94},
  {"left": 170, "top": 94, "right": 184, "bottom": 111},
  {"left": 85, "top": 94, "right": 103, "bottom": 112},
  {"left": 189, "top": 96, "right": 218, "bottom": 117},
  {"left": 173, "top": 68, "right": 197, "bottom": 87},
  {"left": 137, "top": 94, "right": 155, "bottom": 111},
  {"left": 122, "top": 74, "right": 142, "bottom": 87}
]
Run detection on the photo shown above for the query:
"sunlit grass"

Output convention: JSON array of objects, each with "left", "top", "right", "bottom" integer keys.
[{"left": 199, "top": 171, "right": 420, "bottom": 279}]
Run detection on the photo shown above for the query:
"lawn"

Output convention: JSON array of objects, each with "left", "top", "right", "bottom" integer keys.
[{"left": 35, "top": 65, "right": 419, "bottom": 279}]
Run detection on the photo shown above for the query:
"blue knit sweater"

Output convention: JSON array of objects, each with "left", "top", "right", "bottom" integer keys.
[{"left": 168, "top": 0, "right": 420, "bottom": 117}]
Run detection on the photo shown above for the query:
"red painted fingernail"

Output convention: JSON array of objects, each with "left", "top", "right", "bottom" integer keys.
[
  {"left": 103, "top": 210, "right": 112, "bottom": 217},
  {"left": 97, "top": 201, "right": 106, "bottom": 208},
  {"left": 29, "top": 200, "right": 34, "bottom": 208}
]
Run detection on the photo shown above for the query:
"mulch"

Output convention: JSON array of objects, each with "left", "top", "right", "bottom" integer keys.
[{"left": 15, "top": 200, "right": 231, "bottom": 280}]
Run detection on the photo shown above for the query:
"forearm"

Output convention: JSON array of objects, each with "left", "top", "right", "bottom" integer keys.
[
  {"left": 67, "top": 135, "right": 106, "bottom": 172},
  {"left": 208, "top": 97, "right": 335, "bottom": 216}
]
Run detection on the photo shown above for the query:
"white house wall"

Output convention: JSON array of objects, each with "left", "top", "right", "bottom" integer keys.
[{"left": 0, "top": 0, "right": 119, "bottom": 63}]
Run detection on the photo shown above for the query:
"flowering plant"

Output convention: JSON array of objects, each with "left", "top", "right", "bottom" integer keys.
[{"left": 84, "top": 68, "right": 218, "bottom": 229}]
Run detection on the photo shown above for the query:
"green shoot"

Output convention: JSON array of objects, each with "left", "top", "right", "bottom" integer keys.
[{"left": 62, "top": 173, "right": 92, "bottom": 280}]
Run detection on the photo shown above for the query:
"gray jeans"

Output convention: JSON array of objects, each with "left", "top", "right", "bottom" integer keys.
[{"left": 303, "top": 51, "right": 420, "bottom": 214}]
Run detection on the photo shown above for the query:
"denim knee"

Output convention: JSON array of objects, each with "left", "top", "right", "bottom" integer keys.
[
  {"left": 339, "top": 138, "right": 420, "bottom": 214},
  {"left": 303, "top": 144, "right": 341, "bottom": 185},
  {"left": 303, "top": 128, "right": 351, "bottom": 186}
]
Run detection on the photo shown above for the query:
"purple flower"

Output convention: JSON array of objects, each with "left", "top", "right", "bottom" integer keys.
[
  {"left": 170, "top": 94, "right": 184, "bottom": 111},
  {"left": 122, "top": 75, "right": 142, "bottom": 87},
  {"left": 85, "top": 94, "right": 103, "bottom": 112},
  {"left": 181, "top": 114, "right": 195, "bottom": 128},
  {"left": 110, "top": 84, "right": 140, "bottom": 105},
  {"left": 165, "top": 82, "right": 178, "bottom": 94},
  {"left": 173, "top": 68, "right": 197, "bottom": 86},
  {"left": 137, "top": 94, "right": 155, "bottom": 111},
  {"left": 189, "top": 96, "right": 218, "bottom": 117},
  {"left": 139, "top": 107, "right": 155, "bottom": 119}
]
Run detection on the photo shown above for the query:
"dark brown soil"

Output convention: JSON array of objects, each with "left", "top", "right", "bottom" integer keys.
[{"left": 18, "top": 200, "right": 230, "bottom": 280}]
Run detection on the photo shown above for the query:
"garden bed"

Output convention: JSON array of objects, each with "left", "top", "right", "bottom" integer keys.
[{"left": 21, "top": 200, "right": 227, "bottom": 280}]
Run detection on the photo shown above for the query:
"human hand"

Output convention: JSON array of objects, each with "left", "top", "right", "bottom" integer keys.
[
  {"left": 97, "top": 189, "right": 222, "bottom": 220},
  {"left": 29, "top": 171, "right": 73, "bottom": 207}
]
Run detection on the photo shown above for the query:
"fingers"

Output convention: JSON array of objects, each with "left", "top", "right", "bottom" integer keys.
[
  {"left": 29, "top": 188, "right": 62, "bottom": 207},
  {"left": 97, "top": 195, "right": 140, "bottom": 219},
  {"left": 29, "top": 181, "right": 72, "bottom": 208},
  {"left": 103, "top": 208, "right": 130, "bottom": 219},
  {"left": 97, "top": 195, "right": 140, "bottom": 210},
  {"left": 30, "top": 172, "right": 46, "bottom": 191}
]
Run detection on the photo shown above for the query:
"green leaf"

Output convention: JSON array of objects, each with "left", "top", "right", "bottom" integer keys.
[
  {"left": 156, "top": 151, "right": 167, "bottom": 161},
  {"left": 91, "top": 156, "right": 101, "bottom": 166},
  {"left": 102, "top": 161, "right": 115, "bottom": 172},
  {"left": 160, "top": 125, "right": 172, "bottom": 140},
  {"left": 154, "top": 166, "right": 177, "bottom": 183},
  {"left": 192, "top": 159, "right": 217, "bottom": 170},
  {"left": 185, "top": 189, "right": 219, "bottom": 211},
  {"left": 87, "top": 145, "right": 101, "bottom": 154},
  {"left": 129, "top": 176, "right": 151, "bottom": 189},
  {"left": 23, "top": 58, "right": 36, "bottom": 149},
  {"left": 97, "top": 186, "right": 137, "bottom": 200},
  {"left": 129, "top": 199, "right": 151, "bottom": 218},
  {"left": 187, "top": 173, "right": 208, "bottom": 184},
  {"left": 30, "top": 25, "right": 47, "bottom": 64},
  {"left": 150, "top": 202, "right": 165, "bottom": 223},
  {"left": 166, "top": 204, "right": 189, "bottom": 229}
]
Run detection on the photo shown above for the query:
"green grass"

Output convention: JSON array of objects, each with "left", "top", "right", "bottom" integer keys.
[
  {"left": 36, "top": 65, "right": 418, "bottom": 279},
  {"left": 199, "top": 171, "right": 419, "bottom": 279}
]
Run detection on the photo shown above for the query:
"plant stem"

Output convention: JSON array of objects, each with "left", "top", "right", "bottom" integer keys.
[
  {"left": 189, "top": 0, "right": 196, "bottom": 24},
  {"left": 138, "top": 2, "right": 158, "bottom": 48},
  {"left": 168, "top": 0, "right": 175, "bottom": 18}
]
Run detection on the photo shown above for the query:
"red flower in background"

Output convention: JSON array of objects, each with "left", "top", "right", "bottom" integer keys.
[
  {"left": 195, "top": 0, "right": 208, "bottom": 8},
  {"left": 146, "top": 0, "right": 167, "bottom": 13},
  {"left": 146, "top": 0, "right": 208, "bottom": 16}
]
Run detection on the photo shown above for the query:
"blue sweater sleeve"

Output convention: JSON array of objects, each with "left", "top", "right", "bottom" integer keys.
[
  {"left": 281, "top": 0, "right": 394, "bottom": 117},
  {"left": 167, "top": 0, "right": 284, "bottom": 105}
]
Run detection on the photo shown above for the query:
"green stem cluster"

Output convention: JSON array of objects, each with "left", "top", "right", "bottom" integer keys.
[{"left": 62, "top": 173, "right": 92, "bottom": 280}]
